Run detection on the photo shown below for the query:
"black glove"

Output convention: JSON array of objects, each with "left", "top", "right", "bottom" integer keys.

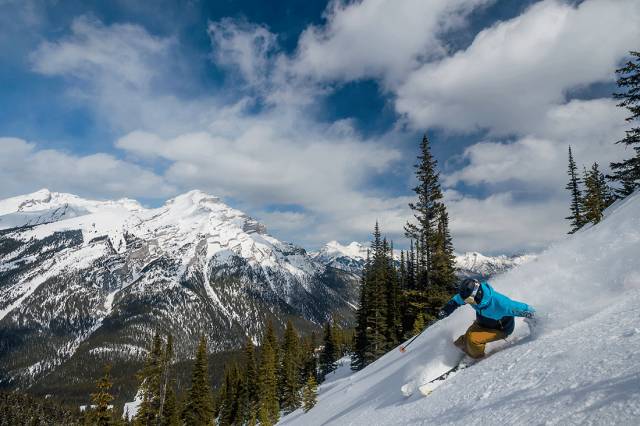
[{"left": 438, "top": 300, "right": 459, "bottom": 320}]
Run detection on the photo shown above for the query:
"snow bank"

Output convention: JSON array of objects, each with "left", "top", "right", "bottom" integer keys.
[{"left": 280, "top": 191, "right": 640, "bottom": 425}]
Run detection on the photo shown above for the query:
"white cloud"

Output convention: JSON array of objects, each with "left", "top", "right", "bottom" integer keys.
[
  {"left": 30, "top": 16, "right": 211, "bottom": 135},
  {"left": 32, "top": 15, "right": 171, "bottom": 88},
  {"left": 0, "top": 137, "right": 174, "bottom": 199},
  {"left": 287, "top": 0, "right": 492, "bottom": 86},
  {"left": 208, "top": 18, "right": 278, "bottom": 89},
  {"left": 445, "top": 190, "right": 568, "bottom": 254},
  {"left": 21, "top": 1, "right": 639, "bottom": 253},
  {"left": 395, "top": 0, "right": 640, "bottom": 134},
  {"left": 26, "top": 16, "right": 411, "bottom": 247},
  {"left": 444, "top": 99, "right": 627, "bottom": 191}
]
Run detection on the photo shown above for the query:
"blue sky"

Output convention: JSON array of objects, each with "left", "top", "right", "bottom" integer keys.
[{"left": 0, "top": 0, "right": 638, "bottom": 254}]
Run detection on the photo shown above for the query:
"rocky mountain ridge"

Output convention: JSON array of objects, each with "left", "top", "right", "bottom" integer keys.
[
  {"left": 311, "top": 240, "right": 535, "bottom": 279},
  {"left": 0, "top": 189, "right": 357, "bottom": 400}
]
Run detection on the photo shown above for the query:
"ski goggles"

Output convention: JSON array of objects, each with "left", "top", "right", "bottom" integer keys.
[{"left": 464, "top": 281, "right": 481, "bottom": 305}]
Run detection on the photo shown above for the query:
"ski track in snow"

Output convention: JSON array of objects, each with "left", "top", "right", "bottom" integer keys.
[{"left": 279, "top": 191, "right": 640, "bottom": 426}]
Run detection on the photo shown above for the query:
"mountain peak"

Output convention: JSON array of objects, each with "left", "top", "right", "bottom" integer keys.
[{"left": 168, "top": 189, "right": 223, "bottom": 207}]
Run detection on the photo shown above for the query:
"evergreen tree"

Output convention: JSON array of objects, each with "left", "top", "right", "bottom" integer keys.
[
  {"left": 412, "top": 312, "right": 425, "bottom": 336},
  {"left": 609, "top": 51, "right": 640, "bottom": 198},
  {"left": 352, "top": 223, "right": 404, "bottom": 369},
  {"left": 384, "top": 240, "right": 401, "bottom": 346},
  {"left": 404, "top": 134, "right": 457, "bottom": 328},
  {"left": 405, "top": 135, "right": 444, "bottom": 289},
  {"left": 565, "top": 146, "right": 585, "bottom": 233},
  {"left": 406, "top": 240, "right": 416, "bottom": 290},
  {"left": 258, "top": 323, "right": 279, "bottom": 425},
  {"left": 135, "top": 333, "right": 164, "bottom": 425},
  {"left": 583, "top": 163, "right": 613, "bottom": 225},
  {"left": 218, "top": 363, "right": 241, "bottom": 426},
  {"left": 158, "top": 334, "right": 174, "bottom": 423},
  {"left": 240, "top": 337, "right": 259, "bottom": 423},
  {"left": 90, "top": 364, "right": 114, "bottom": 426},
  {"left": 367, "top": 224, "right": 388, "bottom": 360},
  {"left": 301, "top": 332, "right": 319, "bottom": 381},
  {"left": 182, "top": 336, "right": 214, "bottom": 426},
  {"left": 319, "top": 321, "right": 339, "bottom": 381},
  {"left": 399, "top": 250, "right": 406, "bottom": 290},
  {"left": 280, "top": 320, "right": 302, "bottom": 413},
  {"left": 432, "top": 207, "right": 456, "bottom": 294},
  {"left": 301, "top": 374, "right": 318, "bottom": 413},
  {"left": 159, "top": 381, "right": 180, "bottom": 426}
]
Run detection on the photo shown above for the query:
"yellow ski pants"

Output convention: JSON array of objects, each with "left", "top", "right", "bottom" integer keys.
[{"left": 454, "top": 322, "right": 507, "bottom": 359}]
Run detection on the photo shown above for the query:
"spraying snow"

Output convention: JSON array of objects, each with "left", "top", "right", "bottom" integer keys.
[{"left": 280, "top": 191, "right": 640, "bottom": 425}]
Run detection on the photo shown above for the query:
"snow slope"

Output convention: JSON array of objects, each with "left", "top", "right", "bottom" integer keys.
[{"left": 280, "top": 191, "right": 640, "bottom": 425}]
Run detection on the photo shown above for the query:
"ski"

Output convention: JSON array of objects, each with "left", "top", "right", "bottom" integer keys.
[
  {"left": 401, "top": 353, "right": 466, "bottom": 397},
  {"left": 418, "top": 356, "right": 477, "bottom": 396}
]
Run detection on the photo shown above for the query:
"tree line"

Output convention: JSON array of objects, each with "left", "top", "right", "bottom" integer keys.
[
  {"left": 352, "top": 134, "right": 457, "bottom": 371},
  {"left": 79, "top": 318, "right": 352, "bottom": 425},
  {"left": 566, "top": 50, "right": 640, "bottom": 232}
]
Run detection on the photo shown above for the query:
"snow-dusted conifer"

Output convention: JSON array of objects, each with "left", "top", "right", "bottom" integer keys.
[{"left": 609, "top": 51, "right": 640, "bottom": 198}]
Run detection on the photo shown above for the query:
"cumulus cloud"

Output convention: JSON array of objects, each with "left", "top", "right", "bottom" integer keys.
[
  {"left": 26, "top": 15, "right": 410, "bottom": 247},
  {"left": 0, "top": 137, "right": 175, "bottom": 199},
  {"left": 287, "top": 0, "right": 492, "bottom": 86},
  {"left": 32, "top": 15, "right": 171, "bottom": 88},
  {"left": 444, "top": 99, "right": 628, "bottom": 190},
  {"left": 19, "top": 0, "right": 640, "bottom": 253},
  {"left": 208, "top": 18, "right": 278, "bottom": 89},
  {"left": 114, "top": 122, "right": 410, "bottom": 247},
  {"left": 395, "top": 0, "right": 640, "bottom": 134},
  {"left": 445, "top": 190, "right": 568, "bottom": 254},
  {"left": 30, "top": 15, "right": 210, "bottom": 135}
]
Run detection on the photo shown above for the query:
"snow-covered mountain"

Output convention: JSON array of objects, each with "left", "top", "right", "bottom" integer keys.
[
  {"left": 312, "top": 240, "right": 534, "bottom": 279},
  {"left": 0, "top": 189, "right": 357, "bottom": 396},
  {"left": 454, "top": 251, "right": 536, "bottom": 279},
  {"left": 311, "top": 241, "right": 369, "bottom": 274},
  {"left": 279, "top": 191, "right": 640, "bottom": 425}
]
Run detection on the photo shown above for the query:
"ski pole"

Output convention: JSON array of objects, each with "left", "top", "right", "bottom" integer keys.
[
  {"left": 399, "top": 328, "right": 425, "bottom": 353},
  {"left": 399, "top": 317, "right": 438, "bottom": 353}
]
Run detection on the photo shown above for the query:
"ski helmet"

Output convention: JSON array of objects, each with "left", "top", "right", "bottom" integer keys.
[{"left": 459, "top": 278, "right": 483, "bottom": 304}]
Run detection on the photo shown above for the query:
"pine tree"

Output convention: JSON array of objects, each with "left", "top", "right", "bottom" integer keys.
[
  {"left": 182, "top": 336, "right": 214, "bottom": 425},
  {"left": 301, "top": 332, "right": 319, "bottom": 382},
  {"left": 407, "top": 240, "right": 416, "bottom": 290},
  {"left": 218, "top": 363, "right": 241, "bottom": 426},
  {"left": 367, "top": 225, "right": 388, "bottom": 360},
  {"left": 319, "top": 321, "right": 339, "bottom": 381},
  {"left": 90, "top": 364, "right": 114, "bottom": 426},
  {"left": 351, "top": 250, "right": 370, "bottom": 371},
  {"left": 280, "top": 320, "right": 301, "bottom": 413},
  {"left": 412, "top": 312, "right": 425, "bottom": 336},
  {"left": 258, "top": 323, "right": 279, "bottom": 425},
  {"left": 301, "top": 374, "right": 318, "bottom": 413},
  {"left": 159, "top": 381, "right": 180, "bottom": 426},
  {"left": 158, "top": 334, "right": 174, "bottom": 423},
  {"left": 609, "top": 51, "right": 640, "bottom": 198},
  {"left": 432, "top": 207, "right": 456, "bottom": 294},
  {"left": 404, "top": 134, "right": 457, "bottom": 328},
  {"left": 405, "top": 135, "right": 444, "bottom": 289},
  {"left": 566, "top": 146, "right": 585, "bottom": 233},
  {"left": 240, "top": 337, "right": 259, "bottom": 423},
  {"left": 582, "top": 163, "right": 613, "bottom": 225},
  {"left": 135, "top": 333, "right": 164, "bottom": 425}
]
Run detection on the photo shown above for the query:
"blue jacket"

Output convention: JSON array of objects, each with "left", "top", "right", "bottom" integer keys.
[{"left": 443, "top": 282, "right": 535, "bottom": 335}]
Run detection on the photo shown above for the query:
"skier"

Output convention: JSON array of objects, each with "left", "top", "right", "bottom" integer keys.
[{"left": 437, "top": 278, "right": 535, "bottom": 359}]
